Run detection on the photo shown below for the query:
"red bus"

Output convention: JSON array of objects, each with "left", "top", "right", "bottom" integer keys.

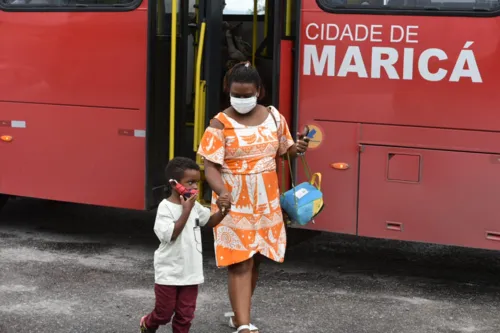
[
  {"left": 300, "top": 0, "right": 500, "bottom": 251},
  {"left": 1, "top": 0, "right": 499, "bottom": 251}
]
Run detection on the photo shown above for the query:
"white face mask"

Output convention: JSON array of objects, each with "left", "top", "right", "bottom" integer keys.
[{"left": 230, "top": 96, "right": 257, "bottom": 114}]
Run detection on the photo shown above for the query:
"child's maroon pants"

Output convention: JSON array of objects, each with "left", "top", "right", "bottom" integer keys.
[{"left": 144, "top": 284, "right": 199, "bottom": 333}]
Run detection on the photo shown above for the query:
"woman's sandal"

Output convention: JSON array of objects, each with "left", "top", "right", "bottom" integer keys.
[
  {"left": 225, "top": 312, "right": 259, "bottom": 332},
  {"left": 235, "top": 325, "right": 253, "bottom": 333}
]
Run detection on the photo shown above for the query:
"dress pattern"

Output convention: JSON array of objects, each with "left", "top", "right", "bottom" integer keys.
[{"left": 197, "top": 106, "right": 294, "bottom": 267}]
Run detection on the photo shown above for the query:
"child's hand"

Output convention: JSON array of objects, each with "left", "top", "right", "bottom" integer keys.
[
  {"left": 216, "top": 192, "right": 232, "bottom": 216},
  {"left": 180, "top": 194, "right": 197, "bottom": 213}
]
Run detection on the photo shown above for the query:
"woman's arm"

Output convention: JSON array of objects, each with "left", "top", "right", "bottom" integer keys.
[
  {"left": 196, "top": 201, "right": 228, "bottom": 228},
  {"left": 202, "top": 118, "right": 230, "bottom": 197},
  {"left": 273, "top": 109, "right": 310, "bottom": 159},
  {"left": 204, "top": 160, "right": 229, "bottom": 196}
]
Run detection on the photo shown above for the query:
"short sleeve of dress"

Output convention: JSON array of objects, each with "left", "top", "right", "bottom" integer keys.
[
  {"left": 197, "top": 125, "right": 225, "bottom": 165},
  {"left": 277, "top": 112, "right": 295, "bottom": 156}
]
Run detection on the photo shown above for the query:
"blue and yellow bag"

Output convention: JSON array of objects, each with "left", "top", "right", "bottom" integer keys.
[
  {"left": 268, "top": 107, "right": 324, "bottom": 226},
  {"left": 279, "top": 154, "right": 324, "bottom": 226}
]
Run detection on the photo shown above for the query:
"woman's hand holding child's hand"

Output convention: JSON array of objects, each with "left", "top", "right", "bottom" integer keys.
[{"left": 217, "top": 192, "right": 232, "bottom": 216}]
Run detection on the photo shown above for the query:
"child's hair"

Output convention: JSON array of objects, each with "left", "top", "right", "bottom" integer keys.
[
  {"left": 164, "top": 157, "right": 200, "bottom": 197},
  {"left": 223, "top": 61, "right": 265, "bottom": 100}
]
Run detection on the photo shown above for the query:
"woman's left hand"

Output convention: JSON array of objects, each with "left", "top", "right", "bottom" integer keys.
[{"left": 296, "top": 132, "right": 310, "bottom": 154}]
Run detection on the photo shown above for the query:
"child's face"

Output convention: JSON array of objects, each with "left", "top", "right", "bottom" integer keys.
[{"left": 179, "top": 169, "right": 200, "bottom": 191}]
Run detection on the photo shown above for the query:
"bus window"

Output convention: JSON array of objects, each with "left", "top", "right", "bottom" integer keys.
[
  {"left": 159, "top": 0, "right": 196, "bottom": 114},
  {"left": 162, "top": 0, "right": 195, "bottom": 13},
  {"left": 1, "top": 0, "right": 138, "bottom": 7},
  {"left": 224, "top": 0, "right": 265, "bottom": 15},
  {"left": 158, "top": 0, "right": 196, "bottom": 33},
  {"left": 318, "top": 0, "right": 500, "bottom": 11}
]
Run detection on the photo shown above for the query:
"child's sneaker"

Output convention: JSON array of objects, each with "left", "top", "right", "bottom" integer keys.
[{"left": 140, "top": 315, "right": 157, "bottom": 333}]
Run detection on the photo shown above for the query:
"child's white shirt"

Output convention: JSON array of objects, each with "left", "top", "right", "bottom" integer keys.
[{"left": 153, "top": 199, "right": 211, "bottom": 286}]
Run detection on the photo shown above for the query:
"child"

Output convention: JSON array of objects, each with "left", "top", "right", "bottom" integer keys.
[{"left": 140, "top": 157, "right": 230, "bottom": 333}]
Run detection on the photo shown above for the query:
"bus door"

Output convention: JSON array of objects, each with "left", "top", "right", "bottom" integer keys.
[
  {"left": 145, "top": 0, "right": 196, "bottom": 208},
  {"left": 186, "top": 0, "right": 276, "bottom": 203},
  {"left": 222, "top": 0, "right": 283, "bottom": 109},
  {"left": 147, "top": 0, "right": 228, "bottom": 207},
  {"left": 191, "top": 0, "right": 288, "bottom": 118},
  {"left": 147, "top": 0, "right": 226, "bottom": 207},
  {"left": 193, "top": 0, "right": 293, "bottom": 200}
]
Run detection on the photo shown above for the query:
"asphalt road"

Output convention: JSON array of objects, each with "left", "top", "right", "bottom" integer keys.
[{"left": 1, "top": 198, "right": 500, "bottom": 333}]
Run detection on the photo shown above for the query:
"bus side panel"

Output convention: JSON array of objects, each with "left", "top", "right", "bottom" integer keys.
[
  {"left": 0, "top": 102, "right": 145, "bottom": 209},
  {"left": 298, "top": 3, "right": 500, "bottom": 134},
  {"left": 358, "top": 146, "right": 500, "bottom": 250},
  {"left": 360, "top": 123, "right": 500, "bottom": 155},
  {"left": 0, "top": 11, "right": 147, "bottom": 109},
  {"left": 0, "top": 8, "right": 148, "bottom": 210},
  {"left": 279, "top": 39, "right": 293, "bottom": 125},
  {"left": 277, "top": 39, "right": 294, "bottom": 191},
  {"left": 294, "top": 121, "right": 359, "bottom": 235}
]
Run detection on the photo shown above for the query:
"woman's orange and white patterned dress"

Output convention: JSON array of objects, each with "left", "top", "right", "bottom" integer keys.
[{"left": 197, "top": 106, "right": 294, "bottom": 267}]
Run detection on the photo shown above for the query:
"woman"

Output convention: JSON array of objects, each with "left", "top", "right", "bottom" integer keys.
[{"left": 197, "top": 62, "right": 310, "bottom": 333}]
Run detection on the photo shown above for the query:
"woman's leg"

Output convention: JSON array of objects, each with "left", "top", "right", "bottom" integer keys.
[
  {"left": 228, "top": 254, "right": 261, "bottom": 330},
  {"left": 228, "top": 257, "right": 254, "bottom": 332},
  {"left": 251, "top": 254, "right": 261, "bottom": 296}
]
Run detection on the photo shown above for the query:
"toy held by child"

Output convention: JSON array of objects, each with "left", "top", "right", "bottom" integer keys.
[{"left": 140, "top": 157, "right": 231, "bottom": 333}]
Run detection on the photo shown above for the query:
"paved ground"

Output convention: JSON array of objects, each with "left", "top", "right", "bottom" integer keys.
[{"left": 1, "top": 198, "right": 500, "bottom": 333}]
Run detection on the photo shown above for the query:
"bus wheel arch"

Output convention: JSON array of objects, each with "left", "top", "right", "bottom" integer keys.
[
  {"left": 286, "top": 227, "right": 321, "bottom": 249},
  {"left": 0, "top": 195, "right": 10, "bottom": 212}
]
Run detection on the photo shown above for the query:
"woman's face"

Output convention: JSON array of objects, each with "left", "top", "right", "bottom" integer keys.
[{"left": 230, "top": 82, "right": 259, "bottom": 99}]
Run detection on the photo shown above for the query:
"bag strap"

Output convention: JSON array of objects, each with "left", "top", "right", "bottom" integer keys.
[
  {"left": 268, "top": 106, "right": 312, "bottom": 175},
  {"left": 299, "top": 154, "right": 312, "bottom": 180},
  {"left": 310, "top": 173, "right": 322, "bottom": 190},
  {"left": 268, "top": 107, "right": 281, "bottom": 159},
  {"left": 268, "top": 107, "right": 292, "bottom": 193}
]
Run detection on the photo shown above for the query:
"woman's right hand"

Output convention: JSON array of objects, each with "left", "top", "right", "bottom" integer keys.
[
  {"left": 219, "top": 191, "right": 232, "bottom": 213},
  {"left": 204, "top": 159, "right": 232, "bottom": 212},
  {"left": 220, "top": 191, "right": 232, "bottom": 203},
  {"left": 216, "top": 193, "right": 231, "bottom": 216}
]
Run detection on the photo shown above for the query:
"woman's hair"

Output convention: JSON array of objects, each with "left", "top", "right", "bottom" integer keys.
[
  {"left": 223, "top": 61, "right": 265, "bottom": 100},
  {"left": 164, "top": 157, "right": 200, "bottom": 197}
]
